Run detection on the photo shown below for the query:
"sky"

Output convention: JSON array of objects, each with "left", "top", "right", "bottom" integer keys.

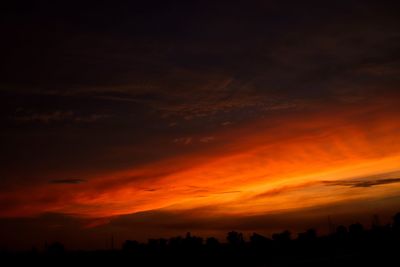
[{"left": 1, "top": 0, "right": 400, "bottom": 250}]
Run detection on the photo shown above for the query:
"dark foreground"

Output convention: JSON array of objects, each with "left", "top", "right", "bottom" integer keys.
[{"left": 3, "top": 213, "right": 400, "bottom": 266}]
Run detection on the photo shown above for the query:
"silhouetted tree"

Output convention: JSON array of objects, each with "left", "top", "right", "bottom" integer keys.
[
  {"left": 336, "top": 225, "right": 347, "bottom": 235},
  {"left": 297, "top": 228, "right": 317, "bottom": 242},
  {"left": 272, "top": 230, "right": 291, "bottom": 242},
  {"left": 205, "top": 237, "right": 220, "bottom": 248},
  {"left": 169, "top": 236, "right": 183, "bottom": 248},
  {"left": 7, "top": 211, "right": 400, "bottom": 266},
  {"left": 227, "top": 231, "right": 244, "bottom": 246},
  {"left": 335, "top": 225, "right": 348, "bottom": 241},
  {"left": 250, "top": 233, "right": 270, "bottom": 247},
  {"left": 183, "top": 232, "right": 203, "bottom": 248},
  {"left": 148, "top": 238, "right": 167, "bottom": 252},
  {"left": 349, "top": 223, "right": 364, "bottom": 238}
]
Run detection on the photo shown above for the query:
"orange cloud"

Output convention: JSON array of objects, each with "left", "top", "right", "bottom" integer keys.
[{"left": 1, "top": 100, "right": 400, "bottom": 222}]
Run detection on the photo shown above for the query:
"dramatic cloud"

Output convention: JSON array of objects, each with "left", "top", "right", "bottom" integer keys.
[{"left": 0, "top": 0, "right": 400, "bottom": 249}]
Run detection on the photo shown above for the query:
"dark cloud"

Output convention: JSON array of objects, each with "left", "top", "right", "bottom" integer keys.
[
  {"left": 49, "top": 179, "right": 86, "bottom": 184},
  {"left": 323, "top": 178, "right": 400, "bottom": 188},
  {"left": 143, "top": 189, "right": 158, "bottom": 192}
]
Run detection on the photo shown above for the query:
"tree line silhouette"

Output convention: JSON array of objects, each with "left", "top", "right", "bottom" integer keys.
[{"left": 3, "top": 212, "right": 400, "bottom": 266}]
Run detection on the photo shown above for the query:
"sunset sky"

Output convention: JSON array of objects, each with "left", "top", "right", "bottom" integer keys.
[{"left": 1, "top": 0, "right": 400, "bottom": 250}]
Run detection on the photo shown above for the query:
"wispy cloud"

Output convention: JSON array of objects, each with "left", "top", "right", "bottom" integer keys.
[
  {"left": 12, "top": 111, "right": 110, "bottom": 124},
  {"left": 13, "top": 111, "right": 74, "bottom": 123},
  {"left": 252, "top": 176, "right": 400, "bottom": 200},
  {"left": 252, "top": 181, "right": 321, "bottom": 199},
  {"left": 200, "top": 136, "right": 215, "bottom": 143},
  {"left": 173, "top": 137, "right": 193, "bottom": 145}
]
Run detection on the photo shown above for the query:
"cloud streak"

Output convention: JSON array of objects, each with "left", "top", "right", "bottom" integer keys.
[
  {"left": 323, "top": 178, "right": 400, "bottom": 188},
  {"left": 49, "top": 179, "right": 87, "bottom": 184}
]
